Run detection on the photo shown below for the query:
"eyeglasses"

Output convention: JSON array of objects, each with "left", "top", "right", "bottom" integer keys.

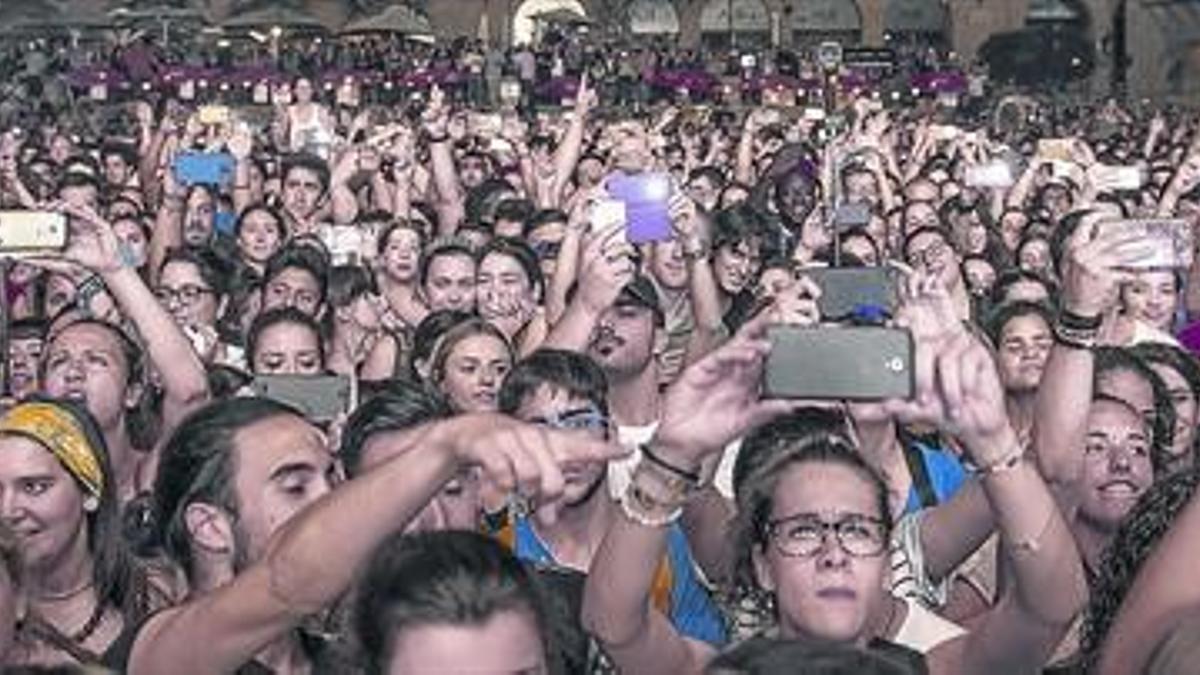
[
  {"left": 908, "top": 238, "right": 950, "bottom": 267},
  {"left": 531, "top": 240, "right": 562, "bottom": 261},
  {"left": 529, "top": 407, "right": 610, "bottom": 435},
  {"left": 155, "top": 284, "right": 215, "bottom": 307},
  {"left": 764, "top": 513, "right": 888, "bottom": 558}
]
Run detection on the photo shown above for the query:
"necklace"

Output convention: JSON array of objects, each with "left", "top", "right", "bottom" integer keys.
[{"left": 36, "top": 581, "right": 93, "bottom": 603}]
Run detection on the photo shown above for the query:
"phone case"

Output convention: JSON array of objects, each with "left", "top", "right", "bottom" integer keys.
[
  {"left": 1111, "top": 219, "right": 1193, "bottom": 270},
  {"left": 250, "top": 374, "right": 352, "bottom": 422},
  {"left": 607, "top": 173, "right": 673, "bottom": 244},
  {"left": 803, "top": 268, "right": 899, "bottom": 321},
  {"left": 764, "top": 326, "right": 913, "bottom": 400},
  {"left": 0, "top": 212, "right": 68, "bottom": 255},
  {"left": 173, "top": 152, "right": 235, "bottom": 187}
]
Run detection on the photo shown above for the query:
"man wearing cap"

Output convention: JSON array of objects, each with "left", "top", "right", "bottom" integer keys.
[{"left": 543, "top": 238, "right": 735, "bottom": 585}]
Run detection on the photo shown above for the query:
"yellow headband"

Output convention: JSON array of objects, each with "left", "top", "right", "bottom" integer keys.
[{"left": 0, "top": 403, "right": 104, "bottom": 499}]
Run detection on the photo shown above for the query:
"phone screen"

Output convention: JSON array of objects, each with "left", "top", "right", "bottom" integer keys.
[{"left": 606, "top": 173, "right": 673, "bottom": 244}]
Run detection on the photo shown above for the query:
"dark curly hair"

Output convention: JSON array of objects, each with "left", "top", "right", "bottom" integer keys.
[{"left": 1079, "top": 468, "right": 1200, "bottom": 671}]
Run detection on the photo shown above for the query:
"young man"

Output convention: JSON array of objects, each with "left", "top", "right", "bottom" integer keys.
[
  {"left": 986, "top": 301, "right": 1055, "bottom": 444},
  {"left": 419, "top": 240, "right": 478, "bottom": 314},
  {"left": 125, "top": 396, "right": 622, "bottom": 673},
  {"left": 498, "top": 349, "right": 726, "bottom": 646}
]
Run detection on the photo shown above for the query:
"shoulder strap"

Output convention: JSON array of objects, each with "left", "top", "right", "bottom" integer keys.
[
  {"left": 651, "top": 557, "right": 673, "bottom": 615},
  {"left": 899, "top": 427, "right": 939, "bottom": 509}
]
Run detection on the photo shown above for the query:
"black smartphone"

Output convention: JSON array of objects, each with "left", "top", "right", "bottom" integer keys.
[
  {"left": 764, "top": 326, "right": 913, "bottom": 400},
  {"left": 801, "top": 267, "right": 900, "bottom": 322},
  {"left": 250, "top": 374, "right": 353, "bottom": 423}
]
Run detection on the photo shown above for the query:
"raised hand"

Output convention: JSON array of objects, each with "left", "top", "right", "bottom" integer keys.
[
  {"left": 421, "top": 85, "right": 449, "bottom": 138},
  {"left": 446, "top": 413, "right": 629, "bottom": 523},
  {"left": 58, "top": 203, "right": 125, "bottom": 274},
  {"left": 653, "top": 307, "right": 801, "bottom": 466},
  {"left": 1059, "top": 215, "right": 1147, "bottom": 316},
  {"left": 575, "top": 221, "right": 636, "bottom": 314}
]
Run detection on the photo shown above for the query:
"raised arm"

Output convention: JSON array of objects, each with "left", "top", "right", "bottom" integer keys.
[
  {"left": 541, "top": 222, "right": 633, "bottom": 352},
  {"left": 60, "top": 204, "right": 208, "bottom": 435},
  {"left": 583, "top": 309, "right": 797, "bottom": 674},
  {"left": 884, "top": 290, "right": 1085, "bottom": 674},
  {"left": 129, "top": 413, "right": 625, "bottom": 675},
  {"left": 547, "top": 76, "right": 595, "bottom": 204},
  {"left": 422, "top": 87, "right": 465, "bottom": 235},
  {"left": 1033, "top": 219, "right": 1140, "bottom": 489}
]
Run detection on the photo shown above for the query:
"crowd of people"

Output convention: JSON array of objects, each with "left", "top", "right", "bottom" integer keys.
[{"left": 0, "top": 22, "right": 1196, "bottom": 675}]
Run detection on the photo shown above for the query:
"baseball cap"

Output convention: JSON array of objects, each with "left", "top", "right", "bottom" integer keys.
[{"left": 615, "top": 274, "right": 664, "bottom": 326}]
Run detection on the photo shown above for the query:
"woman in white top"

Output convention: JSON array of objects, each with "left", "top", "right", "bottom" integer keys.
[{"left": 281, "top": 77, "right": 335, "bottom": 155}]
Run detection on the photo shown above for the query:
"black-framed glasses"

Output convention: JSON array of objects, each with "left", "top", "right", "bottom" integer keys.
[
  {"left": 155, "top": 284, "right": 215, "bottom": 307},
  {"left": 765, "top": 513, "right": 888, "bottom": 558}
]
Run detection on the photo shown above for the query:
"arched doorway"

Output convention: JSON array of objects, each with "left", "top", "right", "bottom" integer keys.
[
  {"left": 629, "top": 0, "right": 679, "bottom": 36},
  {"left": 791, "top": 0, "right": 862, "bottom": 48},
  {"left": 884, "top": 0, "right": 947, "bottom": 49},
  {"left": 512, "top": 0, "right": 589, "bottom": 46},
  {"left": 701, "top": 0, "right": 771, "bottom": 49}
]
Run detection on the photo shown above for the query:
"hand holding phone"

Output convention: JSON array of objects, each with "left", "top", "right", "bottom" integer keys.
[
  {"left": 0, "top": 211, "right": 68, "bottom": 257},
  {"left": 764, "top": 326, "right": 913, "bottom": 400}
]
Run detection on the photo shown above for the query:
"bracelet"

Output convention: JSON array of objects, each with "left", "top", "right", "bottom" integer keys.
[
  {"left": 620, "top": 464, "right": 687, "bottom": 528},
  {"left": 426, "top": 133, "right": 450, "bottom": 145},
  {"left": 1054, "top": 323, "right": 1098, "bottom": 350},
  {"left": 640, "top": 443, "right": 702, "bottom": 488},
  {"left": 1009, "top": 506, "right": 1056, "bottom": 555},
  {"left": 1059, "top": 308, "right": 1103, "bottom": 331},
  {"left": 681, "top": 239, "right": 710, "bottom": 261},
  {"left": 973, "top": 446, "right": 1027, "bottom": 477}
]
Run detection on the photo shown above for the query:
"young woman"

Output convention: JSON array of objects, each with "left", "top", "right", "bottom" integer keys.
[
  {"left": 326, "top": 265, "right": 399, "bottom": 380},
  {"left": 247, "top": 306, "right": 326, "bottom": 376},
  {"left": 155, "top": 248, "right": 232, "bottom": 365},
  {"left": 1130, "top": 343, "right": 1200, "bottom": 473},
  {"left": 0, "top": 398, "right": 166, "bottom": 667},
  {"left": 427, "top": 317, "right": 514, "bottom": 414},
  {"left": 476, "top": 238, "right": 547, "bottom": 355},
  {"left": 581, "top": 302, "right": 1085, "bottom": 675},
  {"left": 233, "top": 204, "right": 286, "bottom": 276},
  {"left": 1122, "top": 270, "right": 1179, "bottom": 335}
]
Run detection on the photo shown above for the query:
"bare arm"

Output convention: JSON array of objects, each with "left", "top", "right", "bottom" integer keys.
[
  {"left": 583, "top": 310, "right": 797, "bottom": 674},
  {"left": 130, "top": 414, "right": 624, "bottom": 675}
]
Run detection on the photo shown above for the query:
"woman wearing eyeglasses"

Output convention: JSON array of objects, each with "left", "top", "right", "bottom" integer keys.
[
  {"left": 582, "top": 300, "right": 1086, "bottom": 674},
  {"left": 155, "top": 248, "right": 234, "bottom": 365}
]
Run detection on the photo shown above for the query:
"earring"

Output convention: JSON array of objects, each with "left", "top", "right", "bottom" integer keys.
[{"left": 83, "top": 496, "right": 99, "bottom": 513}]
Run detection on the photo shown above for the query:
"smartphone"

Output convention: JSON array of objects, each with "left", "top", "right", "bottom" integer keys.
[
  {"left": 499, "top": 80, "right": 521, "bottom": 106},
  {"left": 197, "top": 105, "right": 231, "bottom": 126},
  {"left": 470, "top": 113, "right": 503, "bottom": 138},
  {"left": 172, "top": 152, "right": 235, "bottom": 187},
  {"left": 764, "top": 326, "right": 914, "bottom": 400},
  {"left": 1092, "top": 165, "right": 1145, "bottom": 192},
  {"left": 930, "top": 125, "right": 960, "bottom": 142},
  {"left": 0, "top": 211, "right": 68, "bottom": 256},
  {"left": 319, "top": 224, "right": 365, "bottom": 266},
  {"left": 589, "top": 198, "right": 627, "bottom": 236},
  {"left": 1038, "top": 138, "right": 1074, "bottom": 162},
  {"left": 1106, "top": 219, "right": 1194, "bottom": 269},
  {"left": 250, "top": 374, "right": 353, "bottom": 423},
  {"left": 606, "top": 173, "right": 673, "bottom": 244},
  {"left": 832, "top": 203, "right": 871, "bottom": 230},
  {"left": 964, "top": 162, "right": 1015, "bottom": 189},
  {"left": 803, "top": 267, "right": 900, "bottom": 321},
  {"left": 803, "top": 108, "right": 827, "bottom": 122}
]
